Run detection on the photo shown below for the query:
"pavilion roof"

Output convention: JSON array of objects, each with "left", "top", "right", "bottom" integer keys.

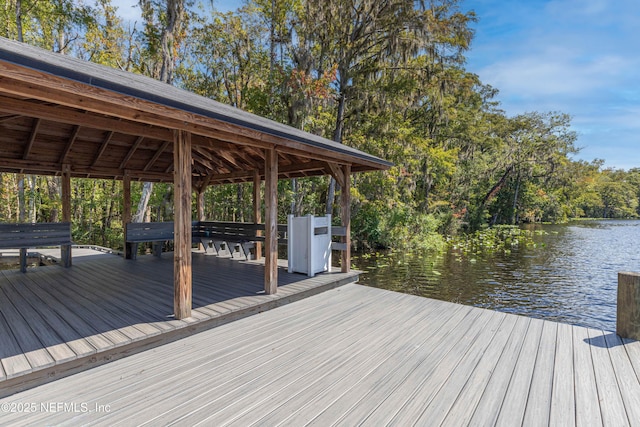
[{"left": 0, "top": 37, "right": 391, "bottom": 185}]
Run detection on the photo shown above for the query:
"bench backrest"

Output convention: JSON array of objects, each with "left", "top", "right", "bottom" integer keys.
[
  {"left": 126, "top": 222, "right": 175, "bottom": 242},
  {"left": 196, "top": 221, "right": 288, "bottom": 239},
  {"left": 125, "top": 221, "right": 289, "bottom": 243},
  {"left": 0, "top": 222, "right": 72, "bottom": 249},
  {"left": 195, "top": 221, "right": 261, "bottom": 239}
]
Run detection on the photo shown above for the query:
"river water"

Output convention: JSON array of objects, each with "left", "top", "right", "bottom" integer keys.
[{"left": 353, "top": 219, "right": 640, "bottom": 331}]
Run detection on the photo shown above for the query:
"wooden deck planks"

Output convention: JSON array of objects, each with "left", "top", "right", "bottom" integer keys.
[
  {"left": 438, "top": 314, "right": 527, "bottom": 427},
  {"left": 37, "top": 286, "right": 389, "bottom": 426},
  {"left": 0, "top": 281, "right": 77, "bottom": 365},
  {"left": 4, "top": 288, "right": 359, "bottom": 426},
  {"left": 1, "top": 272, "right": 640, "bottom": 425},
  {"left": 358, "top": 308, "right": 496, "bottom": 426},
  {"left": 572, "top": 325, "right": 603, "bottom": 426},
  {"left": 0, "top": 311, "right": 32, "bottom": 378},
  {"left": 1, "top": 270, "right": 118, "bottom": 353},
  {"left": 603, "top": 332, "right": 640, "bottom": 424},
  {"left": 522, "top": 320, "right": 558, "bottom": 427},
  {"left": 117, "top": 289, "right": 404, "bottom": 425},
  {"left": 587, "top": 327, "right": 630, "bottom": 426},
  {"left": 0, "top": 285, "right": 56, "bottom": 371},
  {"left": 28, "top": 269, "right": 139, "bottom": 345},
  {"left": 168, "top": 294, "right": 418, "bottom": 426},
  {"left": 386, "top": 309, "right": 506, "bottom": 426},
  {"left": 55, "top": 265, "right": 178, "bottom": 333},
  {"left": 623, "top": 336, "right": 640, "bottom": 384},
  {"left": 494, "top": 317, "right": 545, "bottom": 426},
  {"left": 5, "top": 285, "right": 371, "bottom": 427},
  {"left": 296, "top": 300, "right": 471, "bottom": 427},
  {"left": 0, "top": 250, "right": 360, "bottom": 393},
  {"left": 465, "top": 315, "right": 531, "bottom": 426},
  {"left": 549, "top": 322, "right": 576, "bottom": 427},
  {"left": 2, "top": 273, "right": 97, "bottom": 359},
  {"left": 219, "top": 296, "right": 451, "bottom": 427}
]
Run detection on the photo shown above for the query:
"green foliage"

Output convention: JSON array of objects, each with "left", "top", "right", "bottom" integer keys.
[
  {"left": 2, "top": 0, "right": 639, "bottom": 253},
  {"left": 450, "top": 225, "right": 547, "bottom": 255},
  {"left": 352, "top": 200, "right": 445, "bottom": 251}
]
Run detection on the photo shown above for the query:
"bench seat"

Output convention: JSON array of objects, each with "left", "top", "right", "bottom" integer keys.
[{"left": 0, "top": 222, "right": 73, "bottom": 272}]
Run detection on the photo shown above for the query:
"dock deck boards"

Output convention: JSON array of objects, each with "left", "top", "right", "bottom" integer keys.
[
  {"left": 0, "top": 249, "right": 359, "bottom": 394},
  {"left": 1, "top": 280, "right": 639, "bottom": 426}
]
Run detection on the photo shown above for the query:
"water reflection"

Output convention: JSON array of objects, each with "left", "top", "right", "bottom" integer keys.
[{"left": 355, "top": 220, "right": 640, "bottom": 331}]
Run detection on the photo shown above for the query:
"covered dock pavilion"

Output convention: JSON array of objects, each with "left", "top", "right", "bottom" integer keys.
[
  {"left": 0, "top": 36, "right": 391, "bottom": 321},
  {"left": 1, "top": 39, "right": 640, "bottom": 424}
]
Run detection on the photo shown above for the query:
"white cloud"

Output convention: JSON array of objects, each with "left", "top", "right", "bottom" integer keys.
[
  {"left": 480, "top": 52, "right": 629, "bottom": 100},
  {"left": 465, "top": 0, "right": 640, "bottom": 169}
]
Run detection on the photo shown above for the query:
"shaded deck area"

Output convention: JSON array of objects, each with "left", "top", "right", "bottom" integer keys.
[
  {"left": 0, "top": 250, "right": 359, "bottom": 396},
  {"left": 2, "top": 284, "right": 640, "bottom": 425}
]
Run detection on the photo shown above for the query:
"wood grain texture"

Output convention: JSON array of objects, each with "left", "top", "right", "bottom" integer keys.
[
  {"left": 0, "top": 39, "right": 390, "bottom": 190},
  {"left": 1, "top": 283, "right": 640, "bottom": 425},
  {"left": 0, "top": 249, "right": 360, "bottom": 396},
  {"left": 264, "top": 148, "right": 278, "bottom": 294},
  {"left": 617, "top": 271, "right": 640, "bottom": 340},
  {"left": 173, "top": 130, "right": 192, "bottom": 319}
]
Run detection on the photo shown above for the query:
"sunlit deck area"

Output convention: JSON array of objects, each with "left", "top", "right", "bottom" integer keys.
[
  {"left": 2, "top": 281, "right": 640, "bottom": 425},
  {"left": 0, "top": 250, "right": 359, "bottom": 396}
]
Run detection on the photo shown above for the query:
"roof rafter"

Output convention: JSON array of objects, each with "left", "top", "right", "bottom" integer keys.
[
  {"left": 143, "top": 140, "right": 171, "bottom": 172},
  {"left": 59, "top": 125, "right": 81, "bottom": 164},
  {"left": 119, "top": 136, "right": 144, "bottom": 169},
  {"left": 22, "top": 117, "right": 40, "bottom": 159},
  {"left": 0, "top": 72, "right": 387, "bottom": 169},
  {"left": 92, "top": 131, "right": 114, "bottom": 167}
]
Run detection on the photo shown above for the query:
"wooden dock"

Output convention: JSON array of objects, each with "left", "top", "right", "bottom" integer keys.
[
  {"left": 0, "top": 250, "right": 359, "bottom": 396},
  {"left": 1, "top": 279, "right": 639, "bottom": 425}
]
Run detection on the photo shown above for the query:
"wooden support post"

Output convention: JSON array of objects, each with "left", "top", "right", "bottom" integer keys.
[
  {"left": 264, "top": 149, "right": 278, "bottom": 294},
  {"left": 340, "top": 164, "right": 351, "bottom": 273},
  {"left": 61, "top": 164, "right": 72, "bottom": 268},
  {"left": 253, "top": 169, "right": 262, "bottom": 260},
  {"left": 617, "top": 272, "right": 640, "bottom": 340},
  {"left": 173, "top": 130, "right": 192, "bottom": 319},
  {"left": 122, "top": 171, "right": 133, "bottom": 259}
]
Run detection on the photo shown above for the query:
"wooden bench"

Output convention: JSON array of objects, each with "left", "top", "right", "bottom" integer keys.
[
  {"left": 125, "top": 221, "right": 289, "bottom": 260},
  {"left": 194, "top": 221, "right": 288, "bottom": 260},
  {"left": 0, "top": 222, "right": 72, "bottom": 272},
  {"left": 125, "top": 222, "right": 175, "bottom": 259}
]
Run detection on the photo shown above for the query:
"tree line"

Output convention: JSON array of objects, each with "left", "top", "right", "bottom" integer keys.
[{"left": 1, "top": 0, "right": 638, "bottom": 251}]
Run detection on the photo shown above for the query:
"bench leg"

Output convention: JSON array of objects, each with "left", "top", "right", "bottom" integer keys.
[
  {"left": 152, "top": 242, "right": 162, "bottom": 257},
  {"left": 212, "top": 240, "right": 225, "bottom": 256},
  {"left": 60, "top": 244, "right": 72, "bottom": 268},
  {"left": 241, "top": 242, "right": 255, "bottom": 261},
  {"left": 200, "top": 238, "right": 211, "bottom": 253},
  {"left": 19, "top": 248, "right": 27, "bottom": 273},
  {"left": 229, "top": 243, "right": 240, "bottom": 259},
  {"left": 125, "top": 242, "right": 138, "bottom": 260}
]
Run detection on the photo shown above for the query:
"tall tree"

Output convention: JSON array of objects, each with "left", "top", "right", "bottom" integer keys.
[
  {"left": 292, "top": 0, "right": 475, "bottom": 214},
  {"left": 134, "top": 0, "right": 188, "bottom": 223}
]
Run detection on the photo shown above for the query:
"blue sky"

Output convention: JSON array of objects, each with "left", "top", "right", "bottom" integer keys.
[
  {"left": 112, "top": 0, "right": 639, "bottom": 170},
  {"left": 465, "top": 0, "right": 640, "bottom": 170}
]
